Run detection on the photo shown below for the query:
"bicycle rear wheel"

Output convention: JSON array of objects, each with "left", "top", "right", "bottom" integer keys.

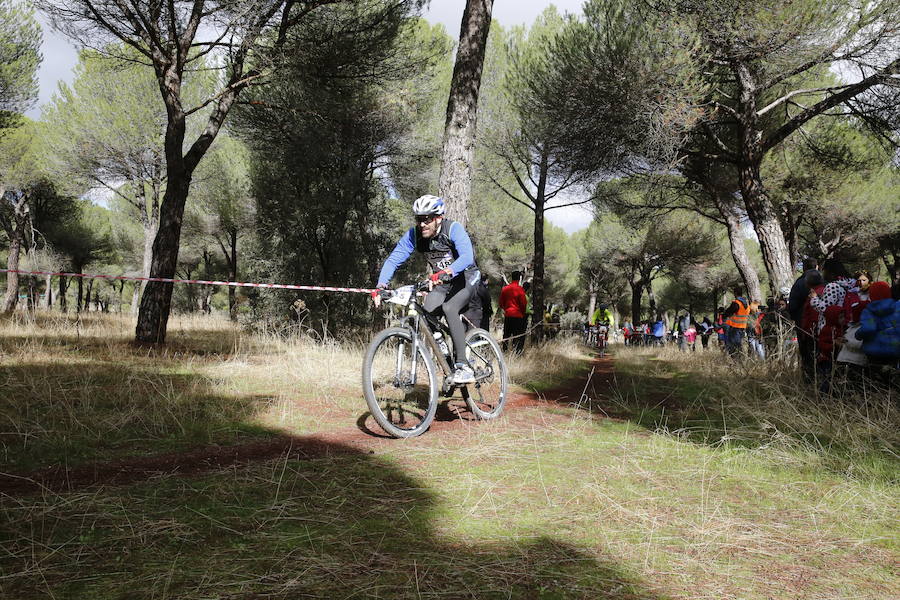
[
  {"left": 362, "top": 327, "right": 438, "bottom": 438},
  {"left": 463, "top": 328, "right": 508, "bottom": 420}
]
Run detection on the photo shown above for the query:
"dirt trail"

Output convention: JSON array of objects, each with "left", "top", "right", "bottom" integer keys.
[{"left": 0, "top": 355, "right": 615, "bottom": 497}]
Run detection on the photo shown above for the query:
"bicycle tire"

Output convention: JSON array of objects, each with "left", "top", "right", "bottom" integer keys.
[
  {"left": 462, "top": 328, "right": 509, "bottom": 420},
  {"left": 362, "top": 327, "right": 438, "bottom": 438}
]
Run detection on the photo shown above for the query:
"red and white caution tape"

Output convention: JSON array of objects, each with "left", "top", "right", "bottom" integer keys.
[{"left": 0, "top": 268, "right": 376, "bottom": 294}]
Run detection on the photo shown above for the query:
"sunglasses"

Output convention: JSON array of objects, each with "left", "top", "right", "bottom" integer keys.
[{"left": 415, "top": 215, "right": 438, "bottom": 224}]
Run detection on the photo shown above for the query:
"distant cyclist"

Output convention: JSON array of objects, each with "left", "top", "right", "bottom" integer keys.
[
  {"left": 590, "top": 303, "right": 613, "bottom": 328},
  {"left": 590, "top": 303, "right": 613, "bottom": 350},
  {"left": 372, "top": 195, "right": 481, "bottom": 384}
]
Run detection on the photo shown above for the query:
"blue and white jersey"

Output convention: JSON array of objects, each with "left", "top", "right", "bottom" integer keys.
[{"left": 377, "top": 219, "right": 479, "bottom": 287}]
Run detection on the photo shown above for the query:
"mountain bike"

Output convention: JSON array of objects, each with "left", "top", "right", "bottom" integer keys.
[
  {"left": 583, "top": 323, "right": 609, "bottom": 355},
  {"left": 362, "top": 281, "right": 508, "bottom": 438},
  {"left": 595, "top": 324, "right": 609, "bottom": 357}
]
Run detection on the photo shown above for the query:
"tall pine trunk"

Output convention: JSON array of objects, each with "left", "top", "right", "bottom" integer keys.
[
  {"left": 140, "top": 223, "right": 156, "bottom": 293},
  {"left": 228, "top": 229, "right": 237, "bottom": 321},
  {"left": 134, "top": 53, "right": 238, "bottom": 343},
  {"left": 44, "top": 274, "right": 52, "bottom": 309},
  {"left": 84, "top": 279, "right": 94, "bottom": 312},
  {"left": 530, "top": 148, "right": 549, "bottom": 342},
  {"left": 587, "top": 289, "right": 597, "bottom": 325},
  {"left": 532, "top": 202, "right": 545, "bottom": 341},
  {"left": 27, "top": 276, "right": 37, "bottom": 311},
  {"left": 647, "top": 279, "right": 657, "bottom": 317},
  {"left": 131, "top": 198, "right": 159, "bottom": 314},
  {"left": 135, "top": 172, "right": 191, "bottom": 343},
  {"left": 735, "top": 61, "right": 794, "bottom": 294},
  {"left": 739, "top": 160, "right": 793, "bottom": 295},
  {"left": 2, "top": 194, "right": 29, "bottom": 314},
  {"left": 58, "top": 275, "right": 68, "bottom": 313},
  {"left": 2, "top": 236, "right": 21, "bottom": 313},
  {"left": 629, "top": 278, "right": 644, "bottom": 325},
  {"left": 438, "top": 0, "right": 494, "bottom": 227},
  {"left": 711, "top": 190, "right": 763, "bottom": 301},
  {"left": 76, "top": 270, "right": 84, "bottom": 312}
]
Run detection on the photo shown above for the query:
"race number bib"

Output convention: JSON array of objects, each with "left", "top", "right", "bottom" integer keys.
[{"left": 427, "top": 251, "right": 454, "bottom": 271}]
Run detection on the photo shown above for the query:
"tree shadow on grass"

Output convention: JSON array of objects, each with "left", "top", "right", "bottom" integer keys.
[
  {"left": 0, "top": 440, "right": 666, "bottom": 599},
  {"left": 0, "top": 361, "right": 279, "bottom": 473}
]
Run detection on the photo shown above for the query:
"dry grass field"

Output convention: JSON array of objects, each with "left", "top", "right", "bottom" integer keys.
[{"left": 1, "top": 312, "right": 897, "bottom": 599}]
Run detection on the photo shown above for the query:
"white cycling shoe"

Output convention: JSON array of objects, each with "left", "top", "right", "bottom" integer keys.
[{"left": 451, "top": 362, "right": 476, "bottom": 384}]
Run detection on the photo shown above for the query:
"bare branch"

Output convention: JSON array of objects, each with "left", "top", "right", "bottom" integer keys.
[
  {"left": 485, "top": 171, "right": 535, "bottom": 212},
  {"left": 765, "top": 57, "right": 900, "bottom": 152},
  {"left": 757, "top": 84, "right": 856, "bottom": 118}
]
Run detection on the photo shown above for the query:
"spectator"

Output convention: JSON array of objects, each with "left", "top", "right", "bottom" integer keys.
[
  {"left": 674, "top": 312, "right": 691, "bottom": 351},
  {"left": 810, "top": 258, "right": 855, "bottom": 335},
  {"left": 759, "top": 298, "right": 780, "bottom": 357},
  {"left": 699, "top": 316, "right": 714, "bottom": 350},
  {"left": 684, "top": 321, "right": 697, "bottom": 352},
  {"left": 480, "top": 276, "right": 494, "bottom": 330},
  {"left": 788, "top": 258, "right": 819, "bottom": 324},
  {"left": 855, "top": 281, "right": 899, "bottom": 371},
  {"left": 544, "top": 303, "right": 561, "bottom": 338},
  {"left": 798, "top": 270, "right": 826, "bottom": 380},
  {"left": 652, "top": 315, "right": 666, "bottom": 346},
  {"left": 723, "top": 291, "right": 751, "bottom": 358},
  {"left": 836, "top": 300, "right": 869, "bottom": 389},
  {"left": 747, "top": 301, "right": 766, "bottom": 359},
  {"left": 623, "top": 320, "right": 635, "bottom": 346},
  {"left": 788, "top": 258, "right": 819, "bottom": 373},
  {"left": 714, "top": 309, "right": 727, "bottom": 350},
  {"left": 463, "top": 275, "right": 493, "bottom": 332},
  {"left": 817, "top": 305, "right": 845, "bottom": 394},
  {"left": 855, "top": 270, "right": 872, "bottom": 301},
  {"left": 499, "top": 271, "right": 528, "bottom": 353},
  {"left": 771, "top": 296, "right": 794, "bottom": 360},
  {"left": 522, "top": 281, "right": 533, "bottom": 324}
]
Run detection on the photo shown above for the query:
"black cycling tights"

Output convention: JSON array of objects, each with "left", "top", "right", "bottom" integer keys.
[{"left": 423, "top": 278, "right": 474, "bottom": 364}]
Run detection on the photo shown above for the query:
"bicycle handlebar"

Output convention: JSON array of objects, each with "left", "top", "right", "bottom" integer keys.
[
  {"left": 380, "top": 281, "right": 431, "bottom": 296},
  {"left": 377, "top": 281, "right": 433, "bottom": 307}
]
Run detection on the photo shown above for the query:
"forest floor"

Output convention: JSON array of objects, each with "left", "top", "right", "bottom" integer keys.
[{"left": 1, "top": 313, "right": 897, "bottom": 599}]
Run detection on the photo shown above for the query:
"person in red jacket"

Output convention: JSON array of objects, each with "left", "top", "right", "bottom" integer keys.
[
  {"left": 500, "top": 271, "right": 528, "bottom": 353},
  {"left": 817, "top": 305, "right": 846, "bottom": 394}
]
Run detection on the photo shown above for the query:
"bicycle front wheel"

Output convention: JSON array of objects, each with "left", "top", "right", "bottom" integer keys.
[
  {"left": 362, "top": 327, "right": 438, "bottom": 438},
  {"left": 463, "top": 328, "right": 508, "bottom": 420}
]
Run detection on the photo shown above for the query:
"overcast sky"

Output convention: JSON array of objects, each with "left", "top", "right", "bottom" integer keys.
[{"left": 29, "top": 1, "right": 591, "bottom": 232}]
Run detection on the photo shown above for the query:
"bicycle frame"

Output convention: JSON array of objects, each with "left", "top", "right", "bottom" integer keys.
[
  {"left": 404, "top": 305, "right": 455, "bottom": 379},
  {"left": 383, "top": 282, "right": 499, "bottom": 399},
  {"left": 386, "top": 284, "right": 455, "bottom": 383}
]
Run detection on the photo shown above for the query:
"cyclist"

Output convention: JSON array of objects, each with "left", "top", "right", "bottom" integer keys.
[
  {"left": 590, "top": 303, "right": 614, "bottom": 349},
  {"left": 591, "top": 304, "right": 613, "bottom": 328},
  {"left": 372, "top": 195, "right": 481, "bottom": 384}
]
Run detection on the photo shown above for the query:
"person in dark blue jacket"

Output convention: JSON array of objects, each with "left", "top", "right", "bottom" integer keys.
[
  {"left": 855, "top": 281, "right": 899, "bottom": 365},
  {"left": 374, "top": 195, "right": 481, "bottom": 383},
  {"left": 652, "top": 316, "right": 666, "bottom": 346}
]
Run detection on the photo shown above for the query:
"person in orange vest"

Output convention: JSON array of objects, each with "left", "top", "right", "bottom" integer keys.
[
  {"left": 722, "top": 289, "right": 752, "bottom": 358},
  {"left": 746, "top": 301, "right": 766, "bottom": 359}
]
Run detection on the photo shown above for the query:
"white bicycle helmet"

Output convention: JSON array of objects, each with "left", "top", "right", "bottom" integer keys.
[{"left": 412, "top": 194, "right": 446, "bottom": 216}]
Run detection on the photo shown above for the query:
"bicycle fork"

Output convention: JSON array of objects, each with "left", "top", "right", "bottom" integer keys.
[{"left": 396, "top": 324, "right": 419, "bottom": 387}]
